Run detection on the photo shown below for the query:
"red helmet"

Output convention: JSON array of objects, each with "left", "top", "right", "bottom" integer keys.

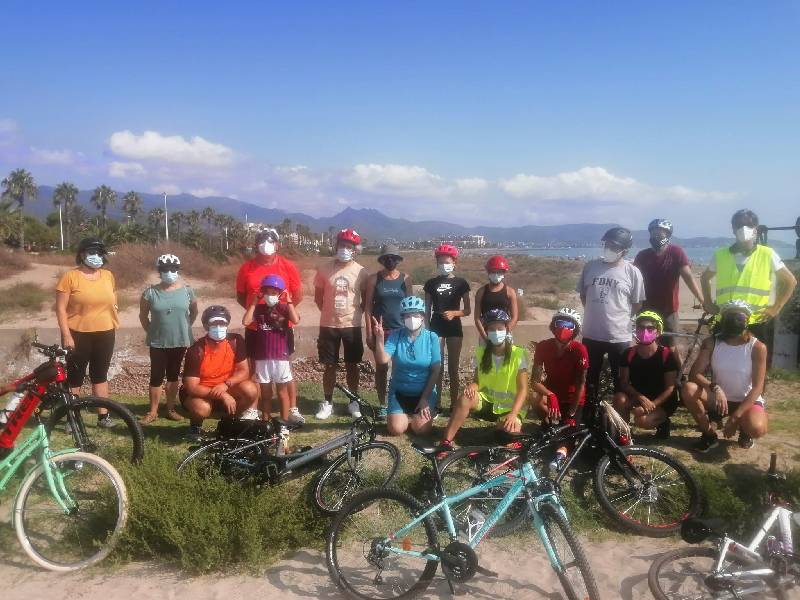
[
  {"left": 485, "top": 255, "right": 509, "bottom": 272},
  {"left": 434, "top": 244, "right": 459, "bottom": 259},
  {"left": 337, "top": 228, "right": 361, "bottom": 245}
]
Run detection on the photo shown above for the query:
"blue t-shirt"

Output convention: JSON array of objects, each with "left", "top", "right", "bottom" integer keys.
[{"left": 385, "top": 328, "right": 441, "bottom": 395}]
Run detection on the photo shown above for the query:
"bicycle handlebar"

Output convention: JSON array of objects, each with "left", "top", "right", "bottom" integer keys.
[{"left": 31, "top": 341, "right": 69, "bottom": 358}]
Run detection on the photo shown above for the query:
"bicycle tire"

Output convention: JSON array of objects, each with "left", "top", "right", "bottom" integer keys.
[
  {"left": 14, "top": 451, "right": 128, "bottom": 572},
  {"left": 538, "top": 502, "right": 601, "bottom": 600},
  {"left": 594, "top": 445, "right": 701, "bottom": 537},
  {"left": 437, "top": 446, "right": 529, "bottom": 538},
  {"left": 327, "top": 487, "right": 439, "bottom": 600},
  {"left": 648, "top": 546, "right": 787, "bottom": 600},
  {"left": 47, "top": 396, "right": 145, "bottom": 464},
  {"left": 176, "top": 438, "right": 265, "bottom": 483},
  {"left": 312, "top": 441, "right": 401, "bottom": 516}
]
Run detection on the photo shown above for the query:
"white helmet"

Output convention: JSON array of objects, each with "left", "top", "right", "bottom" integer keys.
[
  {"left": 156, "top": 254, "right": 181, "bottom": 269},
  {"left": 719, "top": 299, "right": 752, "bottom": 317},
  {"left": 551, "top": 307, "right": 583, "bottom": 332}
]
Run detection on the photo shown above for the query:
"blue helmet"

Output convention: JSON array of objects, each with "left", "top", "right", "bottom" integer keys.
[
  {"left": 399, "top": 296, "right": 425, "bottom": 314},
  {"left": 260, "top": 274, "right": 286, "bottom": 291}
]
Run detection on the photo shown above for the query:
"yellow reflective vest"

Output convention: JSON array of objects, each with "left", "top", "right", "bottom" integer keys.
[
  {"left": 714, "top": 245, "right": 773, "bottom": 323},
  {"left": 475, "top": 345, "right": 528, "bottom": 414}
]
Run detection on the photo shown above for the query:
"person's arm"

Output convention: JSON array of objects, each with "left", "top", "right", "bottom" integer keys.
[
  {"left": 653, "top": 371, "right": 677, "bottom": 407},
  {"left": 285, "top": 292, "right": 300, "bottom": 325},
  {"left": 364, "top": 274, "right": 377, "bottom": 342},
  {"left": 372, "top": 317, "right": 391, "bottom": 364},
  {"left": 631, "top": 302, "right": 642, "bottom": 315},
  {"left": 530, "top": 361, "right": 551, "bottom": 397},
  {"left": 55, "top": 289, "right": 74, "bottom": 349},
  {"left": 189, "top": 300, "right": 198, "bottom": 325},
  {"left": 424, "top": 291, "right": 433, "bottom": 326},
  {"left": 619, "top": 366, "right": 644, "bottom": 402},
  {"left": 404, "top": 273, "right": 413, "bottom": 295},
  {"left": 688, "top": 337, "right": 714, "bottom": 388},
  {"left": 460, "top": 291, "right": 471, "bottom": 318},
  {"left": 359, "top": 269, "right": 368, "bottom": 312},
  {"left": 288, "top": 261, "right": 304, "bottom": 306},
  {"left": 474, "top": 287, "right": 487, "bottom": 339},
  {"left": 236, "top": 292, "right": 248, "bottom": 309},
  {"left": 139, "top": 295, "right": 151, "bottom": 331},
  {"left": 567, "top": 368, "right": 586, "bottom": 418},
  {"left": 700, "top": 268, "right": 717, "bottom": 314},
  {"left": 183, "top": 375, "right": 211, "bottom": 398},
  {"left": 235, "top": 265, "right": 248, "bottom": 308},
  {"left": 679, "top": 265, "right": 704, "bottom": 306},
  {"left": 502, "top": 368, "right": 530, "bottom": 432},
  {"left": 242, "top": 299, "right": 258, "bottom": 327},
  {"left": 763, "top": 267, "right": 798, "bottom": 319},
  {"left": 227, "top": 358, "right": 251, "bottom": 387},
  {"left": 508, "top": 287, "right": 519, "bottom": 331},
  {"left": 418, "top": 361, "right": 441, "bottom": 411}
]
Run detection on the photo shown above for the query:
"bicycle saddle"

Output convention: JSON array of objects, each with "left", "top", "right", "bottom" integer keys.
[
  {"left": 272, "top": 417, "right": 302, "bottom": 432},
  {"left": 411, "top": 441, "right": 453, "bottom": 457}
]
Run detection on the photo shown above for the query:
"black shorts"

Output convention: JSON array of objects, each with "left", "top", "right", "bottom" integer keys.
[
  {"left": 149, "top": 346, "right": 187, "bottom": 387},
  {"left": 658, "top": 312, "right": 680, "bottom": 347},
  {"left": 245, "top": 327, "right": 295, "bottom": 357},
  {"left": 318, "top": 327, "right": 364, "bottom": 364},
  {"left": 429, "top": 315, "right": 463, "bottom": 338},
  {"left": 67, "top": 329, "right": 115, "bottom": 387}
]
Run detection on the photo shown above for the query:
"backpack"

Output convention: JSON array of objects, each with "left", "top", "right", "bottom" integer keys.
[{"left": 626, "top": 345, "right": 671, "bottom": 366}]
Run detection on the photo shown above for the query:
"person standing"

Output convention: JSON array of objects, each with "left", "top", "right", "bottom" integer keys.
[
  {"left": 236, "top": 227, "right": 305, "bottom": 424},
  {"left": 138, "top": 254, "right": 198, "bottom": 424},
  {"left": 424, "top": 244, "right": 471, "bottom": 412},
  {"left": 55, "top": 238, "right": 119, "bottom": 426},
  {"left": 634, "top": 219, "right": 704, "bottom": 363},
  {"left": 577, "top": 227, "right": 645, "bottom": 401},
  {"left": 474, "top": 255, "right": 518, "bottom": 341},
  {"left": 314, "top": 228, "right": 369, "bottom": 420},
  {"left": 364, "top": 243, "right": 412, "bottom": 418}
]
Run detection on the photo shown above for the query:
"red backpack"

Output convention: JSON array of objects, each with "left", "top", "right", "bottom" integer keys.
[{"left": 626, "top": 345, "right": 671, "bottom": 365}]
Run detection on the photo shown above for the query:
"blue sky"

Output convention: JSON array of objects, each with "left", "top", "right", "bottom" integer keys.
[{"left": 1, "top": 1, "right": 798, "bottom": 238}]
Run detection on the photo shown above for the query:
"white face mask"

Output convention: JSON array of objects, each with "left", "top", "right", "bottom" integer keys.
[
  {"left": 265, "top": 294, "right": 280, "bottom": 307},
  {"left": 735, "top": 226, "right": 756, "bottom": 244},
  {"left": 208, "top": 325, "right": 227, "bottom": 341},
  {"left": 84, "top": 254, "right": 103, "bottom": 269},
  {"left": 487, "top": 329, "right": 508, "bottom": 345},
  {"left": 602, "top": 248, "right": 622, "bottom": 263},
  {"left": 258, "top": 241, "right": 276, "bottom": 256},
  {"left": 488, "top": 272, "right": 504, "bottom": 284},
  {"left": 160, "top": 271, "right": 178, "bottom": 284},
  {"left": 336, "top": 247, "right": 354, "bottom": 262},
  {"left": 404, "top": 315, "right": 424, "bottom": 331},
  {"left": 438, "top": 263, "right": 455, "bottom": 276}
]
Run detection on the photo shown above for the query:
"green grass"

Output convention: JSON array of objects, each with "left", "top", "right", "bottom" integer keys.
[{"left": 0, "top": 282, "right": 49, "bottom": 316}]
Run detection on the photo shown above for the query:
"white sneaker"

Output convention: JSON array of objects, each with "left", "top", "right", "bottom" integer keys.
[
  {"left": 347, "top": 401, "right": 362, "bottom": 419},
  {"left": 240, "top": 407, "right": 260, "bottom": 420},
  {"left": 287, "top": 407, "right": 305, "bottom": 426},
  {"left": 315, "top": 401, "right": 333, "bottom": 420}
]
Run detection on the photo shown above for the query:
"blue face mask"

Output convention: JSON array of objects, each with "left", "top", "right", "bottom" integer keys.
[
  {"left": 208, "top": 325, "right": 227, "bottom": 341},
  {"left": 487, "top": 329, "right": 508, "bottom": 345},
  {"left": 160, "top": 271, "right": 178, "bottom": 284},
  {"left": 84, "top": 254, "right": 103, "bottom": 269}
]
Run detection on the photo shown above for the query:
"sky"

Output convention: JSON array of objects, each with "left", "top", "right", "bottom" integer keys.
[{"left": 1, "top": 1, "right": 799, "bottom": 238}]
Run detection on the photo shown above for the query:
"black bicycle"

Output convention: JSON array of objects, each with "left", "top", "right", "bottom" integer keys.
[
  {"left": 177, "top": 383, "right": 401, "bottom": 515},
  {"left": 438, "top": 399, "right": 702, "bottom": 538}
]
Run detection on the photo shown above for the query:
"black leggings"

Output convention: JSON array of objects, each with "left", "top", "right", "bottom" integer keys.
[
  {"left": 67, "top": 329, "right": 115, "bottom": 387},
  {"left": 149, "top": 347, "right": 188, "bottom": 387},
  {"left": 582, "top": 338, "right": 631, "bottom": 399}
]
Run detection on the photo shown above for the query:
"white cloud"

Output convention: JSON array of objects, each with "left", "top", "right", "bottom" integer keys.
[
  {"left": 108, "top": 161, "right": 146, "bottom": 178},
  {"left": 344, "top": 163, "right": 450, "bottom": 197},
  {"left": 30, "top": 147, "right": 76, "bottom": 165},
  {"left": 189, "top": 187, "right": 221, "bottom": 198},
  {"left": 454, "top": 177, "right": 489, "bottom": 194},
  {"left": 274, "top": 165, "right": 319, "bottom": 188},
  {"left": 108, "top": 130, "right": 235, "bottom": 167},
  {"left": 150, "top": 183, "right": 181, "bottom": 195}
]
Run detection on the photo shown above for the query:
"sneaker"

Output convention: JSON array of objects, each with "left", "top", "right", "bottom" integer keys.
[
  {"left": 287, "top": 407, "right": 305, "bottom": 426},
  {"left": 693, "top": 431, "right": 719, "bottom": 454},
  {"left": 315, "top": 401, "right": 333, "bottom": 420},
  {"left": 347, "top": 401, "right": 362, "bottom": 419},
  {"left": 738, "top": 430, "right": 755, "bottom": 450},
  {"left": 97, "top": 415, "right": 115, "bottom": 429},
  {"left": 655, "top": 418, "right": 671, "bottom": 440},
  {"left": 240, "top": 407, "right": 260, "bottom": 421},
  {"left": 187, "top": 425, "right": 204, "bottom": 443},
  {"left": 376, "top": 406, "right": 388, "bottom": 422}
]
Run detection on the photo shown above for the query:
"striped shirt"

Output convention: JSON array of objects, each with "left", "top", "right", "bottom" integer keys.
[{"left": 251, "top": 304, "right": 290, "bottom": 360}]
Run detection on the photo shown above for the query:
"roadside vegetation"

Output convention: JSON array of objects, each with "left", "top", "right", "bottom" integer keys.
[{"left": 0, "top": 282, "right": 49, "bottom": 316}]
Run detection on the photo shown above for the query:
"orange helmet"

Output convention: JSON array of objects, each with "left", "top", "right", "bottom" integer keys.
[
  {"left": 434, "top": 244, "right": 459, "bottom": 259},
  {"left": 485, "top": 255, "right": 509, "bottom": 271},
  {"left": 337, "top": 228, "right": 361, "bottom": 245}
]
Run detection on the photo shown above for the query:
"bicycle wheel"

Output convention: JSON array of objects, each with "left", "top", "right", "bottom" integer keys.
[
  {"left": 176, "top": 438, "right": 265, "bottom": 483},
  {"left": 312, "top": 441, "right": 401, "bottom": 515},
  {"left": 327, "top": 487, "right": 439, "bottom": 600},
  {"left": 14, "top": 451, "right": 128, "bottom": 572},
  {"left": 538, "top": 502, "right": 601, "bottom": 600},
  {"left": 47, "top": 396, "right": 145, "bottom": 464},
  {"left": 649, "top": 546, "right": 786, "bottom": 600},
  {"left": 594, "top": 446, "right": 701, "bottom": 536},
  {"left": 437, "top": 447, "right": 530, "bottom": 539}
]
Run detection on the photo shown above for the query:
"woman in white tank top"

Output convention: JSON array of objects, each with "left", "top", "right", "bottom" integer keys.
[{"left": 680, "top": 301, "right": 768, "bottom": 453}]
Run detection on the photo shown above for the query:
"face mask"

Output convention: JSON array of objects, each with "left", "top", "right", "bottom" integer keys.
[
  {"left": 160, "top": 271, "right": 178, "bottom": 284},
  {"left": 438, "top": 263, "right": 455, "bottom": 276},
  {"left": 735, "top": 226, "right": 755, "bottom": 244},
  {"left": 602, "top": 248, "right": 622, "bottom": 264},
  {"left": 336, "top": 247, "right": 354, "bottom": 262},
  {"left": 721, "top": 313, "right": 748, "bottom": 336},
  {"left": 84, "top": 254, "right": 103, "bottom": 269},
  {"left": 488, "top": 272, "right": 504, "bottom": 284},
  {"left": 635, "top": 327, "right": 659, "bottom": 345},
  {"left": 554, "top": 327, "right": 573, "bottom": 343},
  {"left": 487, "top": 329, "right": 508, "bottom": 345},
  {"left": 649, "top": 236, "right": 670, "bottom": 250},
  {"left": 258, "top": 241, "right": 276, "bottom": 256},
  {"left": 265, "top": 294, "right": 280, "bottom": 307},
  {"left": 208, "top": 325, "right": 227, "bottom": 341},
  {"left": 404, "top": 315, "right": 423, "bottom": 331}
]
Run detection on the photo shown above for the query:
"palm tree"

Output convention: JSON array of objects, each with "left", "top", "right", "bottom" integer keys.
[
  {"left": 148, "top": 207, "right": 165, "bottom": 244},
  {"left": 90, "top": 185, "right": 117, "bottom": 229},
  {"left": 1, "top": 168, "right": 37, "bottom": 250},
  {"left": 121, "top": 191, "right": 143, "bottom": 225},
  {"left": 169, "top": 211, "right": 185, "bottom": 242},
  {"left": 201, "top": 207, "right": 215, "bottom": 234},
  {"left": 53, "top": 182, "right": 79, "bottom": 250}
]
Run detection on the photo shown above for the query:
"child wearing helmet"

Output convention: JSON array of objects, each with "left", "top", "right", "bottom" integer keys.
[
  {"left": 531, "top": 308, "right": 589, "bottom": 424},
  {"left": 474, "top": 255, "right": 518, "bottom": 341},
  {"left": 243, "top": 275, "right": 300, "bottom": 424},
  {"left": 613, "top": 311, "right": 680, "bottom": 439},
  {"left": 441, "top": 309, "right": 529, "bottom": 446},
  {"left": 371, "top": 296, "right": 441, "bottom": 436},
  {"left": 424, "top": 244, "right": 471, "bottom": 411},
  {"left": 681, "top": 300, "right": 769, "bottom": 453}
]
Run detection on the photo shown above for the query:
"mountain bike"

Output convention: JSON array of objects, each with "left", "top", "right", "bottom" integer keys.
[
  {"left": 0, "top": 364, "right": 128, "bottom": 571},
  {"left": 437, "top": 399, "right": 702, "bottom": 538},
  {"left": 663, "top": 311, "right": 714, "bottom": 382},
  {"left": 177, "top": 383, "right": 400, "bottom": 515},
  {"left": 6, "top": 341, "right": 145, "bottom": 464},
  {"left": 648, "top": 452, "right": 799, "bottom": 599},
  {"left": 326, "top": 439, "right": 600, "bottom": 600}
]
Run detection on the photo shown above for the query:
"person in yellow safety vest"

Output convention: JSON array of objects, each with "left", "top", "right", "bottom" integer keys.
[
  {"left": 701, "top": 209, "right": 797, "bottom": 350},
  {"left": 440, "top": 309, "right": 529, "bottom": 450}
]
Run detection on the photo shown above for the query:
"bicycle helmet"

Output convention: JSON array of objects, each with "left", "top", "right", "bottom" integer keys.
[
  {"left": 156, "top": 253, "right": 181, "bottom": 270},
  {"left": 201, "top": 305, "right": 231, "bottom": 326},
  {"left": 550, "top": 307, "right": 582, "bottom": 333},
  {"left": 635, "top": 310, "right": 664, "bottom": 333},
  {"left": 719, "top": 299, "right": 753, "bottom": 317},
  {"left": 255, "top": 228, "right": 280, "bottom": 244},
  {"left": 481, "top": 308, "right": 511, "bottom": 325},
  {"left": 75, "top": 237, "right": 107, "bottom": 264},
  {"left": 434, "top": 244, "right": 459, "bottom": 259},
  {"left": 601, "top": 227, "right": 633, "bottom": 249},
  {"left": 485, "top": 255, "right": 510, "bottom": 272},
  {"left": 647, "top": 219, "right": 673, "bottom": 236},
  {"left": 399, "top": 296, "right": 425, "bottom": 314},
  {"left": 260, "top": 274, "right": 286, "bottom": 291},
  {"left": 337, "top": 228, "right": 361, "bottom": 245}
]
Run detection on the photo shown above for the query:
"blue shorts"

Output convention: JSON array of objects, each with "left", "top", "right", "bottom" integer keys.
[{"left": 387, "top": 387, "right": 439, "bottom": 415}]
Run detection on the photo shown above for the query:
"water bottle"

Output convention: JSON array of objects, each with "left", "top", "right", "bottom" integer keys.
[
  {"left": 276, "top": 427, "right": 289, "bottom": 457},
  {"left": 0, "top": 392, "right": 25, "bottom": 425},
  {"left": 549, "top": 446, "right": 568, "bottom": 473},
  {"left": 778, "top": 510, "right": 793, "bottom": 553}
]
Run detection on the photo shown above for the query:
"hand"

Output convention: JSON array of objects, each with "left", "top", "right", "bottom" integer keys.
[
  {"left": 209, "top": 382, "right": 229, "bottom": 400},
  {"left": 365, "top": 333, "right": 376, "bottom": 351},
  {"left": 442, "top": 310, "right": 458, "bottom": 321},
  {"left": 712, "top": 385, "right": 728, "bottom": 417},
  {"left": 759, "top": 305, "right": 779, "bottom": 320},
  {"left": 639, "top": 397, "right": 656, "bottom": 414},
  {"left": 371, "top": 316, "right": 384, "bottom": 340},
  {"left": 221, "top": 393, "right": 237, "bottom": 416},
  {"left": 416, "top": 399, "right": 431, "bottom": 421},
  {"left": 703, "top": 301, "right": 719, "bottom": 315},
  {"left": 464, "top": 383, "right": 478, "bottom": 402},
  {"left": 501, "top": 413, "right": 522, "bottom": 433},
  {"left": 723, "top": 414, "right": 740, "bottom": 438},
  {"left": 61, "top": 332, "right": 75, "bottom": 350},
  {"left": 547, "top": 392, "right": 561, "bottom": 422},
  {"left": 282, "top": 289, "right": 293, "bottom": 303}
]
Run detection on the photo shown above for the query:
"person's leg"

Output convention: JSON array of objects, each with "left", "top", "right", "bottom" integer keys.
[
  {"left": 275, "top": 382, "right": 291, "bottom": 421},
  {"left": 445, "top": 336, "right": 463, "bottom": 409},
  {"left": 183, "top": 397, "right": 213, "bottom": 427},
  {"left": 323, "top": 364, "right": 337, "bottom": 397},
  {"left": 164, "top": 347, "right": 186, "bottom": 418},
  {"left": 259, "top": 384, "right": 274, "bottom": 418},
  {"left": 633, "top": 407, "right": 667, "bottom": 430},
  {"left": 582, "top": 338, "right": 605, "bottom": 399},
  {"left": 607, "top": 342, "right": 630, "bottom": 396},
  {"left": 531, "top": 391, "right": 550, "bottom": 421},
  {"left": 442, "top": 390, "right": 481, "bottom": 442},
  {"left": 145, "top": 347, "right": 167, "bottom": 420},
  {"left": 67, "top": 329, "right": 90, "bottom": 395},
  {"left": 375, "top": 363, "right": 389, "bottom": 405},
  {"left": 386, "top": 413, "right": 410, "bottom": 436},
  {"left": 613, "top": 391, "right": 632, "bottom": 422},
  {"left": 739, "top": 405, "right": 768, "bottom": 439},
  {"left": 680, "top": 381, "right": 712, "bottom": 434},
  {"left": 437, "top": 337, "right": 447, "bottom": 408},
  {"left": 317, "top": 327, "right": 339, "bottom": 418},
  {"left": 88, "top": 330, "right": 115, "bottom": 416},
  {"left": 410, "top": 411, "right": 435, "bottom": 435},
  {"left": 342, "top": 327, "right": 364, "bottom": 393},
  {"left": 231, "top": 380, "right": 259, "bottom": 414}
]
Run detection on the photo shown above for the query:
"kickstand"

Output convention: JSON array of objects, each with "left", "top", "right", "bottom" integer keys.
[
  {"left": 445, "top": 574, "right": 457, "bottom": 596},
  {"left": 476, "top": 565, "right": 498, "bottom": 578}
]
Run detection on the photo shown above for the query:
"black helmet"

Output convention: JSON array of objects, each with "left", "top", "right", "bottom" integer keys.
[
  {"left": 601, "top": 227, "right": 633, "bottom": 249},
  {"left": 255, "top": 228, "right": 280, "bottom": 244},
  {"left": 647, "top": 219, "right": 673, "bottom": 236},
  {"left": 201, "top": 305, "right": 231, "bottom": 326},
  {"left": 75, "top": 238, "right": 107, "bottom": 265},
  {"left": 731, "top": 209, "right": 759, "bottom": 228}
]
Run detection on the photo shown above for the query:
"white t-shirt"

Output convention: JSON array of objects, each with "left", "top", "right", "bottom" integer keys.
[
  {"left": 577, "top": 259, "right": 646, "bottom": 343},
  {"left": 492, "top": 353, "right": 528, "bottom": 371},
  {"left": 708, "top": 246, "right": 784, "bottom": 274}
]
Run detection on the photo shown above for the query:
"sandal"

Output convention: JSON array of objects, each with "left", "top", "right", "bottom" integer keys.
[
  {"left": 166, "top": 408, "right": 184, "bottom": 422},
  {"left": 139, "top": 412, "right": 158, "bottom": 424}
]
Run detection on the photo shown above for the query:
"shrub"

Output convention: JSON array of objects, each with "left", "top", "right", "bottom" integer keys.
[
  {"left": 526, "top": 294, "right": 561, "bottom": 310},
  {"left": 0, "top": 282, "right": 49, "bottom": 316},
  {"left": 0, "top": 249, "right": 30, "bottom": 279}
]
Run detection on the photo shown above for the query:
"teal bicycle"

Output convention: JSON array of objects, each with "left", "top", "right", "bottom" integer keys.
[
  {"left": 326, "top": 440, "right": 600, "bottom": 599},
  {"left": 0, "top": 354, "right": 128, "bottom": 572}
]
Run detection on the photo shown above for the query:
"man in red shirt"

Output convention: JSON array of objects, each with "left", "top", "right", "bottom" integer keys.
[
  {"left": 531, "top": 308, "right": 589, "bottom": 424},
  {"left": 634, "top": 219, "right": 704, "bottom": 365},
  {"left": 236, "top": 228, "right": 304, "bottom": 424}
]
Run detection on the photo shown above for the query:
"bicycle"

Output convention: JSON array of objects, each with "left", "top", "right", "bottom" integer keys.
[
  {"left": 0, "top": 359, "right": 128, "bottom": 571},
  {"left": 326, "top": 438, "right": 600, "bottom": 600},
  {"left": 6, "top": 341, "right": 145, "bottom": 464},
  {"left": 648, "top": 452, "right": 799, "bottom": 599},
  {"left": 437, "top": 399, "right": 702, "bottom": 538},
  {"left": 662, "top": 311, "right": 714, "bottom": 382},
  {"left": 177, "top": 383, "right": 401, "bottom": 515}
]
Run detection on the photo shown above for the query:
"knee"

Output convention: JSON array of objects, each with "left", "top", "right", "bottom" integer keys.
[
  {"left": 186, "top": 399, "right": 211, "bottom": 418},
  {"left": 386, "top": 422, "right": 407, "bottom": 436},
  {"left": 613, "top": 392, "right": 628, "bottom": 409},
  {"left": 680, "top": 382, "right": 698, "bottom": 403}
]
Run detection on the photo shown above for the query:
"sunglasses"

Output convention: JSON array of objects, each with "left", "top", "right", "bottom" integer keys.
[{"left": 554, "top": 320, "right": 576, "bottom": 330}]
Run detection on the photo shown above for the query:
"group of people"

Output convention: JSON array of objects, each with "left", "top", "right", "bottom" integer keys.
[{"left": 47, "top": 207, "right": 796, "bottom": 452}]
